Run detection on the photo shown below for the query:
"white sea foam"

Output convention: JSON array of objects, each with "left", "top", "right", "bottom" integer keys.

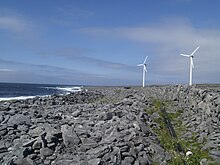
[
  {"left": 43, "top": 86, "right": 82, "bottom": 93},
  {"left": 0, "top": 86, "right": 82, "bottom": 102},
  {"left": 0, "top": 96, "right": 36, "bottom": 101},
  {"left": 55, "top": 86, "right": 82, "bottom": 92}
]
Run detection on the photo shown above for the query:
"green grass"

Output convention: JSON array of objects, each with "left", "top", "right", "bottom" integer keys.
[
  {"left": 147, "top": 98, "right": 217, "bottom": 165},
  {"left": 152, "top": 99, "right": 164, "bottom": 109}
]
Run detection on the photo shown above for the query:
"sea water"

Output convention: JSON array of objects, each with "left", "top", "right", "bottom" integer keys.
[{"left": 0, "top": 82, "right": 82, "bottom": 101}]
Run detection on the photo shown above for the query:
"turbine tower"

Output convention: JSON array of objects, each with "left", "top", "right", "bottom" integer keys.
[
  {"left": 137, "top": 56, "right": 148, "bottom": 87},
  {"left": 180, "top": 46, "right": 200, "bottom": 86}
]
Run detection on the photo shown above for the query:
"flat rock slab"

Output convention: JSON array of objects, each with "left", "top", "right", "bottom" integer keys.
[
  {"left": 7, "top": 114, "right": 31, "bottom": 126},
  {"left": 61, "top": 124, "right": 81, "bottom": 148}
]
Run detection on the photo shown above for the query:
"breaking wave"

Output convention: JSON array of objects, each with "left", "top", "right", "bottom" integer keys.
[{"left": 0, "top": 84, "right": 83, "bottom": 101}]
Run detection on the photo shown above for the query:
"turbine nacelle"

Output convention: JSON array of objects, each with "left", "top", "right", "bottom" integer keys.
[
  {"left": 180, "top": 46, "right": 199, "bottom": 57},
  {"left": 137, "top": 56, "right": 148, "bottom": 66}
]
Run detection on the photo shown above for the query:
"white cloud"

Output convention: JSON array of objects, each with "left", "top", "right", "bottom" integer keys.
[
  {"left": 57, "top": 6, "right": 94, "bottom": 19},
  {"left": 0, "top": 9, "right": 38, "bottom": 44},
  {"left": 0, "top": 69, "right": 14, "bottom": 72},
  {"left": 0, "top": 58, "right": 135, "bottom": 85},
  {"left": 39, "top": 48, "right": 137, "bottom": 72},
  {"left": 51, "top": 6, "right": 94, "bottom": 26},
  {"left": 77, "top": 19, "right": 220, "bottom": 84},
  {"left": 0, "top": 16, "right": 29, "bottom": 33}
]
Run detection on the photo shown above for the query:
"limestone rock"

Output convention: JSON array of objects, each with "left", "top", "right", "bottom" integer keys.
[{"left": 61, "top": 124, "right": 81, "bottom": 147}]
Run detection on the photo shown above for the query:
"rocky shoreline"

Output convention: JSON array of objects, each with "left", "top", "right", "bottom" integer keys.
[{"left": 0, "top": 85, "right": 220, "bottom": 165}]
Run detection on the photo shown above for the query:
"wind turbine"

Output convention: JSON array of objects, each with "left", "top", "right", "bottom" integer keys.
[
  {"left": 137, "top": 56, "right": 148, "bottom": 87},
  {"left": 180, "top": 46, "right": 200, "bottom": 86}
]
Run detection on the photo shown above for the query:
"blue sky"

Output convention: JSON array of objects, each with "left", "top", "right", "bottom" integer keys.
[{"left": 0, "top": 0, "right": 220, "bottom": 85}]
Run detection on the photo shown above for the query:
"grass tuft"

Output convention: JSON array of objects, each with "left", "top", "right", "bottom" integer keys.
[{"left": 146, "top": 98, "right": 217, "bottom": 165}]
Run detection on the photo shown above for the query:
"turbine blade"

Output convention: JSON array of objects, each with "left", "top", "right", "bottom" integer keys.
[
  {"left": 137, "top": 64, "right": 143, "bottom": 66},
  {"left": 144, "top": 67, "right": 147, "bottom": 72},
  {"left": 180, "top": 54, "right": 190, "bottom": 57},
  {"left": 143, "top": 56, "right": 148, "bottom": 64},
  {"left": 191, "top": 46, "right": 200, "bottom": 56},
  {"left": 191, "top": 58, "right": 194, "bottom": 68}
]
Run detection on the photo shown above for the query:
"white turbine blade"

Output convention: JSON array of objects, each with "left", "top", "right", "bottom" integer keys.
[
  {"left": 143, "top": 56, "right": 148, "bottom": 64},
  {"left": 191, "top": 46, "right": 200, "bottom": 56},
  {"left": 137, "top": 64, "right": 143, "bottom": 66},
  {"left": 191, "top": 57, "right": 194, "bottom": 68},
  {"left": 180, "top": 54, "right": 190, "bottom": 57}
]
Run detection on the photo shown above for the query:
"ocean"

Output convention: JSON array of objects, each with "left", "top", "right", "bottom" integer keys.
[{"left": 0, "top": 82, "right": 82, "bottom": 101}]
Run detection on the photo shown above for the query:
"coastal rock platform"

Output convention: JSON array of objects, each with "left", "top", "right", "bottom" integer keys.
[{"left": 0, "top": 85, "right": 219, "bottom": 164}]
